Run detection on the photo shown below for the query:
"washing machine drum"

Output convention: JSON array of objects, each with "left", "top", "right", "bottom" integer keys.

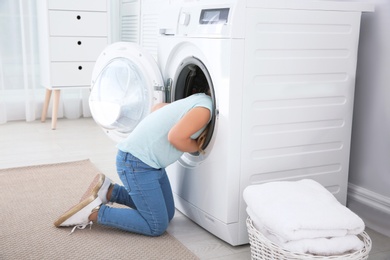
[{"left": 89, "top": 42, "right": 164, "bottom": 142}]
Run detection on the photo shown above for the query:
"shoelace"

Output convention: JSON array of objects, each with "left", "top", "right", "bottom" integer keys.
[{"left": 68, "top": 221, "right": 93, "bottom": 235}]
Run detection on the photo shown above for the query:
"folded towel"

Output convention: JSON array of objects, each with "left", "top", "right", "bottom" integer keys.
[
  {"left": 247, "top": 207, "right": 364, "bottom": 255},
  {"left": 284, "top": 235, "right": 364, "bottom": 256},
  {"left": 243, "top": 179, "right": 365, "bottom": 242}
]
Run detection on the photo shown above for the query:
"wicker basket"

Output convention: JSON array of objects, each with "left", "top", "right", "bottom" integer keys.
[{"left": 246, "top": 217, "right": 372, "bottom": 260}]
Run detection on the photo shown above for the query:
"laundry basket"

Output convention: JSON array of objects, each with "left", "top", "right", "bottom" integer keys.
[{"left": 246, "top": 217, "right": 372, "bottom": 260}]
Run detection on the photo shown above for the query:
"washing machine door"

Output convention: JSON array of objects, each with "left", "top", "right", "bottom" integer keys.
[{"left": 89, "top": 42, "right": 164, "bottom": 142}]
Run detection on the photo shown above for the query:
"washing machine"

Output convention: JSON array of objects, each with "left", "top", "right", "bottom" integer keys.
[{"left": 89, "top": 0, "right": 373, "bottom": 246}]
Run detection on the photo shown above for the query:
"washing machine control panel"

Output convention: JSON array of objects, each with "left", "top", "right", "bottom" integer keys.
[
  {"left": 179, "top": 12, "right": 191, "bottom": 26},
  {"left": 199, "top": 8, "right": 229, "bottom": 25},
  {"left": 176, "top": 5, "right": 233, "bottom": 38}
]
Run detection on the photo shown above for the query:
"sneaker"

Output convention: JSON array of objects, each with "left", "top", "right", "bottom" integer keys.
[
  {"left": 80, "top": 173, "right": 112, "bottom": 204},
  {"left": 54, "top": 195, "right": 102, "bottom": 229}
]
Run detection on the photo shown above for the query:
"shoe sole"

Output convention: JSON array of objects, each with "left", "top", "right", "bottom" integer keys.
[
  {"left": 54, "top": 194, "right": 96, "bottom": 227},
  {"left": 79, "top": 174, "right": 105, "bottom": 202}
]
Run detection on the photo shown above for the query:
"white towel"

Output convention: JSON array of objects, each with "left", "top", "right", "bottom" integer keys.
[
  {"left": 247, "top": 207, "right": 364, "bottom": 255},
  {"left": 243, "top": 179, "right": 365, "bottom": 242},
  {"left": 284, "top": 235, "right": 364, "bottom": 256}
]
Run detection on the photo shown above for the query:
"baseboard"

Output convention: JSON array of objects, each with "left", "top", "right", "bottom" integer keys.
[{"left": 347, "top": 183, "right": 390, "bottom": 237}]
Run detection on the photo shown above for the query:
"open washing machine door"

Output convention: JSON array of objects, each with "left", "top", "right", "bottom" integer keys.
[{"left": 89, "top": 42, "right": 165, "bottom": 142}]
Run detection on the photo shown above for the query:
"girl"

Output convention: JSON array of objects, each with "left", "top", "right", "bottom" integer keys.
[{"left": 54, "top": 92, "right": 213, "bottom": 236}]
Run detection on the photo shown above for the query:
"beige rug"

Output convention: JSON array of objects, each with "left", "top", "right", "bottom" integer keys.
[{"left": 0, "top": 160, "right": 198, "bottom": 260}]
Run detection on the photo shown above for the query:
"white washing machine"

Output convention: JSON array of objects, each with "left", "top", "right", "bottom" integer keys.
[{"left": 89, "top": 0, "right": 373, "bottom": 246}]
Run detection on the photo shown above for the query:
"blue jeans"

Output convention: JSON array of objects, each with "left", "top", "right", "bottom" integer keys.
[{"left": 97, "top": 150, "right": 175, "bottom": 236}]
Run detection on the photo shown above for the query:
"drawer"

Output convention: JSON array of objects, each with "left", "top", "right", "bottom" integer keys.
[
  {"left": 50, "top": 62, "right": 95, "bottom": 87},
  {"left": 49, "top": 11, "right": 107, "bottom": 37},
  {"left": 48, "top": 0, "right": 107, "bottom": 12},
  {"left": 50, "top": 37, "right": 107, "bottom": 61}
]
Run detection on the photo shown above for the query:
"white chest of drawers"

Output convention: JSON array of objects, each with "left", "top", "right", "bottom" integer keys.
[{"left": 37, "top": 0, "right": 109, "bottom": 129}]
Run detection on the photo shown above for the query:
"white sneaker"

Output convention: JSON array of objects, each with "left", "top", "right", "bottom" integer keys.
[
  {"left": 80, "top": 174, "right": 112, "bottom": 204},
  {"left": 54, "top": 196, "right": 102, "bottom": 228}
]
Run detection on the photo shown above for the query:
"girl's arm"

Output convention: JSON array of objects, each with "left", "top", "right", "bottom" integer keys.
[{"left": 168, "top": 107, "right": 211, "bottom": 153}]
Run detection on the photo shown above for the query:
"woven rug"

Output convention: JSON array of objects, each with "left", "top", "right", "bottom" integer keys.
[{"left": 0, "top": 160, "right": 198, "bottom": 260}]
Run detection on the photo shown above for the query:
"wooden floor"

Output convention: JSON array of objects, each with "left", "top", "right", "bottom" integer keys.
[{"left": 1, "top": 118, "right": 390, "bottom": 259}]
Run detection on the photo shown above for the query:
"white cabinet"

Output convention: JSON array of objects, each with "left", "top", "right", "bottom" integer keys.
[
  {"left": 119, "top": 0, "right": 169, "bottom": 59},
  {"left": 37, "top": 0, "right": 109, "bottom": 129}
]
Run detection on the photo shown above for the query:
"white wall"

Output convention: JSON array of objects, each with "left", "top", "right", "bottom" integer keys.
[{"left": 348, "top": 0, "right": 390, "bottom": 237}]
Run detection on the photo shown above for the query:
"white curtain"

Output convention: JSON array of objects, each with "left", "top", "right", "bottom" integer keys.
[{"left": 0, "top": 0, "right": 91, "bottom": 124}]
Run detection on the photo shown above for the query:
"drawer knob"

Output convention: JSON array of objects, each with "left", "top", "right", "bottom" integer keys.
[
  {"left": 78, "top": 66, "right": 83, "bottom": 70},
  {"left": 77, "top": 15, "right": 81, "bottom": 20},
  {"left": 77, "top": 41, "right": 82, "bottom": 45}
]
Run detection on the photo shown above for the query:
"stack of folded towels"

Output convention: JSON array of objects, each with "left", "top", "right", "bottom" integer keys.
[{"left": 243, "top": 179, "right": 365, "bottom": 256}]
